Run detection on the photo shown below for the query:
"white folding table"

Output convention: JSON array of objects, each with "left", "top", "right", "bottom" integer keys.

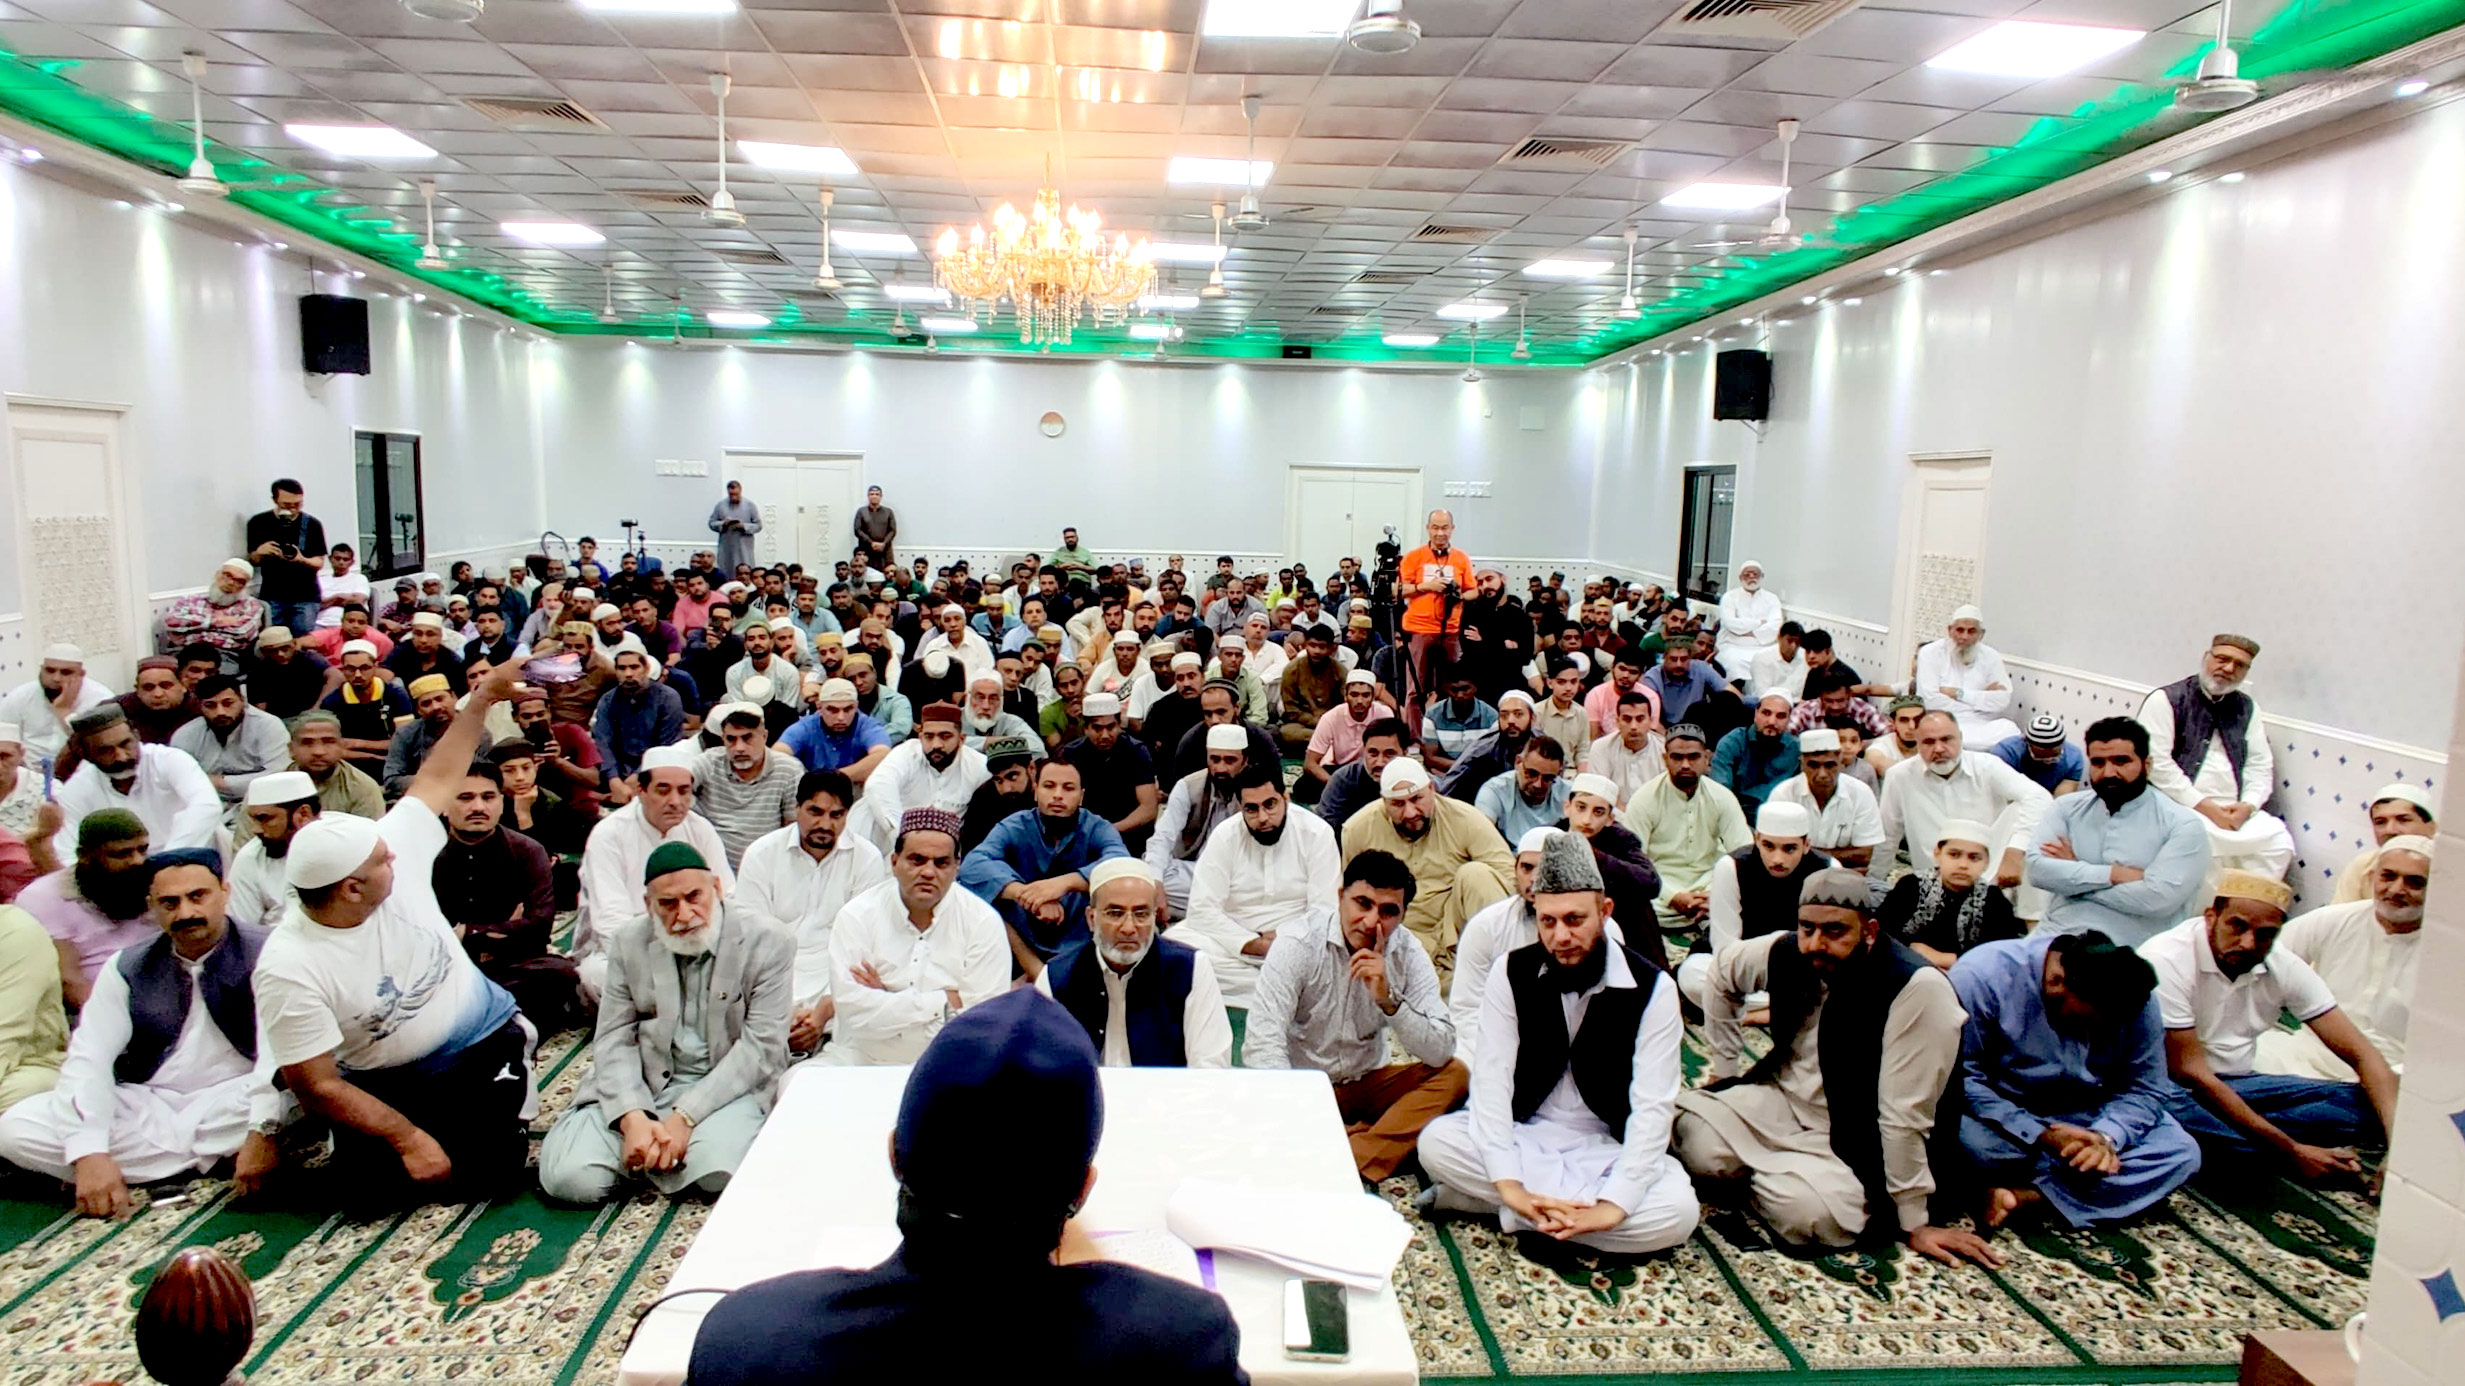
[{"left": 616, "top": 1064, "right": 1419, "bottom": 1386}]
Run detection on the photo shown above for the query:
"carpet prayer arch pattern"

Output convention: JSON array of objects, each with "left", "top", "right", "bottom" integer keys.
[{"left": 0, "top": 1023, "right": 2371, "bottom": 1385}]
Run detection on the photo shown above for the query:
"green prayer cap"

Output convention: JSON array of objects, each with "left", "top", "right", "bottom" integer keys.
[
  {"left": 77, "top": 809, "right": 147, "bottom": 853},
  {"left": 644, "top": 841, "right": 710, "bottom": 884}
]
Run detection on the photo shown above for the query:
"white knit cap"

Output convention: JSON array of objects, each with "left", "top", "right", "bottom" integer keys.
[
  {"left": 1170, "top": 651, "right": 1203, "bottom": 672},
  {"left": 1797, "top": 728, "right": 1841, "bottom": 753},
  {"left": 590, "top": 603, "right": 622, "bottom": 622},
  {"left": 769, "top": 616, "right": 795, "bottom": 632},
  {"left": 1755, "top": 801, "right": 1812, "bottom": 838},
  {"left": 0, "top": 722, "right": 17, "bottom": 745},
  {"left": 740, "top": 675, "right": 774, "bottom": 704},
  {"left": 1948, "top": 604, "right": 1984, "bottom": 626},
  {"left": 1205, "top": 724, "right": 1248, "bottom": 751},
  {"left": 218, "top": 558, "right": 254, "bottom": 579},
  {"left": 569, "top": 588, "right": 596, "bottom": 604},
  {"left": 1088, "top": 857, "right": 1159, "bottom": 896},
  {"left": 818, "top": 678, "right": 858, "bottom": 705},
  {"left": 1498, "top": 690, "right": 1534, "bottom": 711},
  {"left": 639, "top": 744, "right": 699, "bottom": 780},
  {"left": 284, "top": 814, "right": 382, "bottom": 890},
  {"left": 1517, "top": 825, "right": 1560, "bottom": 855},
  {"left": 2370, "top": 783, "right": 2436, "bottom": 817},
  {"left": 1111, "top": 629, "right": 1141, "bottom": 646},
  {"left": 1934, "top": 817, "right": 1993, "bottom": 849},
  {"left": 1379, "top": 757, "right": 1430, "bottom": 799},
  {"left": 1344, "top": 669, "right": 1377, "bottom": 688},
  {"left": 1567, "top": 772, "right": 1620, "bottom": 804},
  {"left": 2381, "top": 833, "right": 2435, "bottom": 861},
  {"left": 340, "top": 639, "right": 380, "bottom": 659},
  {"left": 410, "top": 612, "right": 445, "bottom": 630},
  {"left": 245, "top": 770, "right": 316, "bottom": 807},
  {"left": 42, "top": 643, "right": 83, "bottom": 664},
  {"left": 1082, "top": 693, "right": 1123, "bottom": 717},
  {"left": 924, "top": 650, "right": 951, "bottom": 679}
]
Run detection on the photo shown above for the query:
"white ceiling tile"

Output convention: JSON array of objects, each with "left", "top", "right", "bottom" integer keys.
[
  {"left": 1599, "top": 44, "right": 1767, "bottom": 88},
  {"left": 1558, "top": 83, "right": 1707, "bottom": 119},
  {"left": 1921, "top": 108, "right": 2056, "bottom": 145},
  {"left": 1803, "top": 98, "right": 1960, "bottom": 140},
  {"left": 1497, "top": 0, "right": 1678, "bottom": 43},
  {"left": 777, "top": 53, "right": 926, "bottom": 92},
  {"left": 1314, "top": 74, "right": 1453, "bottom": 108},
  {"left": 1327, "top": 35, "right": 1484, "bottom": 77},
  {"left": 224, "top": 29, "right": 386, "bottom": 70},
  {"left": 596, "top": 13, "right": 772, "bottom": 51},
  {"left": 143, "top": 0, "right": 332, "bottom": 31},
  {"left": 1734, "top": 52, "right": 1899, "bottom": 98},
  {"left": 1190, "top": 35, "right": 1342, "bottom": 75},
  {"left": 1409, "top": 108, "right": 1542, "bottom": 144},
  {"left": 470, "top": 1, "right": 625, "bottom": 47},
  {"left": 1294, "top": 104, "right": 1422, "bottom": 138},
  {"left": 367, "top": 38, "right": 538, "bottom": 78},
  {"left": 1856, "top": 65, "right": 2029, "bottom": 108},
  {"left": 751, "top": 9, "right": 910, "bottom": 53},
  {"left": 1433, "top": 77, "right": 1583, "bottom": 114}
]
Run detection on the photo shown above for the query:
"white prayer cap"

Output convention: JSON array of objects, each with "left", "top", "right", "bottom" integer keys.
[
  {"left": 2369, "top": 783, "right": 2437, "bottom": 818},
  {"left": 1755, "top": 801, "right": 1812, "bottom": 839},
  {"left": 818, "top": 678, "right": 858, "bottom": 705},
  {"left": 2381, "top": 833, "right": 2435, "bottom": 861},
  {"left": 590, "top": 603, "right": 622, "bottom": 622},
  {"left": 0, "top": 722, "right": 16, "bottom": 746},
  {"left": 245, "top": 770, "right": 316, "bottom": 808},
  {"left": 1934, "top": 817, "right": 1993, "bottom": 849},
  {"left": 611, "top": 634, "right": 651, "bottom": 662},
  {"left": 1498, "top": 690, "right": 1534, "bottom": 711},
  {"left": 340, "top": 639, "right": 380, "bottom": 659},
  {"left": 1517, "top": 825, "right": 1560, "bottom": 856},
  {"left": 1088, "top": 857, "right": 1159, "bottom": 897},
  {"left": 923, "top": 650, "right": 951, "bottom": 679},
  {"left": 1567, "top": 772, "right": 1621, "bottom": 805},
  {"left": 1143, "top": 642, "right": 1177, "bottom": 663},
  {"left": 42, "top": 643, "right": 83, "bottom": 664},
  {"left": 1170, "top": 652, "right": 1203, "bottom": 672},
  {"left": 1244, "top": 612, "right": 1269, "bottom": 628},
  {"left": 1344, "top": 669, "right": 1378, "bottom": 689},
  {"left": 284, "top": 814, "right": 382, "bottom": 890},
  {"left": 639, "top": 744, "right": 699, "bottom": 780},
  {"left": 1757, "top": 690, "right": 1793, "bottom": 709},
  {"left": 410, "top": 612, "right": 445, "bottom": 631},
  {"left": 1379, "top": 757, "right": 1431, "bottom": 799},
  {"left": 1111, "top": 629, "right": 1141, "bottom": 647},
  {"left": 1082, "top": 693, "right": 1123, "bottom": 718},
  {"left": 218, "top": 558, "right": 254, "bottom": 579},
  {"left": 740, "top": 675, "right": 774, "bottom": 704},
  {"left": 1948, "top": 604, "right": 1984, "bottom": 626},
  {"left": 1736, "top": 558, "right": 1764, "bottom": 575},
  {"left": 768, "top": 616, "right": 796, "bottom": 633},
  {"left": 1797, "top": 728, "right": 1841, "bottom": 754},
  {"left": 705, "top": 701, "right": 759, "bottom": 726},
  {"left": 568, "top": 588, "right": 596, "bottom": 604},
  {"left": 416, "top": 571, "right": 442, "bottom": 586},
  {"left": 1205, "top": 724, "right": 1248, "bottom": 752}
]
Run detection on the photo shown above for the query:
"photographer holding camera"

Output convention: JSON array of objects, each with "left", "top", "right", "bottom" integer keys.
[
  {"left": 1400, "top": 509, "right": 1474, "bottom": 738},
  {"left": 245, "top": 478, "right": 330, "bottom": 637}
]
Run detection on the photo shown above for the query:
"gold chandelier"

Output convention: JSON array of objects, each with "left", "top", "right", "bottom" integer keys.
[{"left": 933, "top": 186, "right": 1154, "bottom": 346}]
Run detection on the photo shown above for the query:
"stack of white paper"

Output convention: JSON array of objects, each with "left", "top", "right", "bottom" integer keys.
[{"left": 1163, "top": 1177, "right": 1412, "bottom": 1290}]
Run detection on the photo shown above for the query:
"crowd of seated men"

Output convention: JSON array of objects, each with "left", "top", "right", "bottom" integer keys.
[{"left": 0, "top": 494, "right": 2426, "bottom": 1303}]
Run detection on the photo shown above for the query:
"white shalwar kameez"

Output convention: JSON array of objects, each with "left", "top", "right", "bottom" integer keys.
[
  {"left": 2136, "top": 688, "right": 2295, "bottom": 878},
  {"left": 574, "top": 802, "right": 735, "bottom": 999},
  {"left": 851, "top": 740, "right": 989, "bottom": 853},
  {"left": 731, "top": 825, "right": 890, "bottom": 1023},
  {"left": 1175, "top": 811, "right": 1339, "bottom": 1007},
  {"left": 2254, "top": 900, "right": 2417, "bottom": 1080},
  {"left": 1419, "top": 946, "right": 1698, "bottom": 1254},
  {"left": 1913, "top": 638, "right": 2021, "bottom": 747},
  {"left": 1714, "top": 581, "right": 1783, "bottom": 683},
  {"left": 222, "top": 837, "right": 293, "bottom": 929}
]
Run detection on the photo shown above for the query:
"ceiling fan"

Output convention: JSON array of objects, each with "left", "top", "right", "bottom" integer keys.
[{"left": 1690, "top": 120, "right": 1835, "bottom": 253}]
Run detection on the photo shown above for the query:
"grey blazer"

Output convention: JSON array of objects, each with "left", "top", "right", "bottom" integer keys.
[{"left": 588, "top": 906, "right": 795, "bottom": 1126}]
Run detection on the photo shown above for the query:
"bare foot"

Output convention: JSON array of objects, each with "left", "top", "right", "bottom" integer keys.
[
  {"left": 1983, "top": 1186, "right": 2041, "bottom": 1229},
  {"left": 1741, "top": 1007, "right": 1771, "bottom": 1027}
]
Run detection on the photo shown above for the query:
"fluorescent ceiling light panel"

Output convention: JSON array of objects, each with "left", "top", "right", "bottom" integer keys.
[
  {"left": 1146, "top": 242, "right": 1227, "bottom": 264},
  {"left": 577, "top": 0, "right": 738, "bottom": 13},
  {"left": 1658, "top": 182, "right": 1786, "bottom": 211},
  {"left": 705, "top": 309, "right": 771, "bottom": 328},
  {"left": 736, "top": 140, "right": 858, "bottom": 175},
  {"left": 501, "top": 220, "right": 606, "bottom": 247},
  {"left": 1524, "top": 258, "right": 1612, "bottom": 278},
  {"left": 832, "top": 228, "right": 919, "bottom": 254},
  {"left": 883, "top": 284, "right": 950, "bottom": 303},
  {"left": 1128, "top": 323, "right": 1174, "bottom": 340},
  {"left": 1925, "top": 21, "right": 2144, "bottom": 78},
  {"left": 284, "top": 123, "right": 435, "bottom": 160},
  {"left": 1167, "top": 157, "right": 1273, "bottom": 187},
  {"left": 1435, "top": 302, "right": 1508, "bottom": 320},
  {"left": 1382, "top": 332, "right": 1439, "bottom": 346},
  {"left": 1139, "top": 292, "right": 1199, "bottom": 310},
  {"left": 1200, "top": 0, "right": 1360, "bottom": 38},
  {"left": 918, "top": 314, "right": 977, "bottom": 334}
]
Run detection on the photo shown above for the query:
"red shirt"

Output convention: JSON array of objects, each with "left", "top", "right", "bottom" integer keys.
[{"left": 1400, "top": 546, "right": 1474, "bottom": 635}]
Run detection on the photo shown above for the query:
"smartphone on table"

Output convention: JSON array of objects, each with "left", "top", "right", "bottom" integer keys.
[{"left": 1282, "top": 1278, "right": 1348, "bottom": 1363}]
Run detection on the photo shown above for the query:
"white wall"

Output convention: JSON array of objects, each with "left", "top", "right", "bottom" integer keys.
[
  {"left": 534, "top": 342, "right": 1625, "bottom": 567},
  {"left": 0, "top": 159, "right": 547, "bottom": 633},
  {"left": 1599, "top": 100, "right": 2465, "bottom": 750}
]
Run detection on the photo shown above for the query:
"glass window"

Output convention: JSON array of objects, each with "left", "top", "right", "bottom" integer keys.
[
  {"left": 353, "top": 431, "right": 424, "bottom": 577},
  {"left": 1677, "top": 466, "right": 1736, "bottom": 604}
]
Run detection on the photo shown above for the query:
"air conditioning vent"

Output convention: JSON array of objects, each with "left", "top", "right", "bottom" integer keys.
[
  {"left": 462, "top": 95, "right": 608, "bottom": 131},
  {"left": 1653, "top": 0, "right": 1863, "bottom": 42},
  {"left": 1500, "top": 137, "right": 1630, "bottom": 171},
  {"left": 1309, "top": 305, "right": 1362, "bottom": 317},
  {"left": 1352, "top": 270, "right": 1420, "bottom": 285},
  {"left": 711, "top": 248, "right": 791, "bottom": 266},
  {"left": 617, "top": 188, "right": 710, "bottom": 209},
  {"left": 1412, "top": 223, "right": 1497, "bottom": 244}
]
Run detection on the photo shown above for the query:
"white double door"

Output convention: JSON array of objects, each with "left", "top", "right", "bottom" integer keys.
[
  {"left": 728, "top": 453, "right": 864, "bottom": 572},
  {"left": 1286, "top": 465, "right": 1423, "bottom": 572}
]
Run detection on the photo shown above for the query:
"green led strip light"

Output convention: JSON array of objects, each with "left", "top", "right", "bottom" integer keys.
[{"left": 1, "top": 0, "right": 2456, "bottom": 365}]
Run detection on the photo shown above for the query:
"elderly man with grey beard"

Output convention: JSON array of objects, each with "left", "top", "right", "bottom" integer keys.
[
  {"left": 1033, "top": 858, "right": 1230, "bottom": 1068},
  {"left": 2135, "top": 634, "right": 2294, "bottom": 878},
  {"left": 539, "top": 840, "right": 792, "bottom": 1203}
]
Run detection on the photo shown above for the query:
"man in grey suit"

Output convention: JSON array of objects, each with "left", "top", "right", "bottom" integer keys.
[{"left": 538, "top": 841, "right": 793, "bottom": 1203}]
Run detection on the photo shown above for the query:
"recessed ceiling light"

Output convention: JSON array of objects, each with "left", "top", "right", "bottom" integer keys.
[
  {"left": 1200, "top": 0, "right": 1359, "bottom": 38},
  {"left": 1800, "top": 295, "right": 1817, "bottom": 305},
  {"left": 2218, "top": 170, "right": 2246, "bottom": 183},
  {"left": 1658, "top": 182, "right": 1786, "bottom": 212},
  {"left": 1168, "top": 156, "right": 1272, "bottom": 188},
  {"left": 1383, "top": 332, "right": 1439, "bottom": 347},
  {"left": 706, "top": 309, "right": 770, "bottom": 328},
  {"left": 832, "top": 228, "right": 918, "bottom": 255},
  {"left": 918, "top": 314, "right": 977, "bottom": 334},
  {"left": 284, "top": 123, "right": 436, "bottom": 160},
  {"left": 577, "top": 0, "right": 738, "bottom": 12},
  {"left": 1435, "top": 301, "right": 1508, "bottom": 320},
  {"left": 1140, "top": 292, "right": 1200, "bottom": 310},
  {"left": 883, "top": 284, "right": 949, "bottom": 303},
  {"left": 501, "top": 220, "right": 605, "bottom": 247},
  {"left": 2145, "top": 168, "right": 2173, "bottom": 184},
  {"left": 1843, "top": 296, "right": 1863, "bottom": 305},
  {"left": 1147, "top": 241, "right": 1227, "bottom": 264},
  {"left": 736, "top": 140, "right": 857, "bottom": 176},
  {"left": 1925, "top": 21, "right": 2143, "bottom": 79},
  {"left": 1735, "top": 316, "right": 1754, "bottom": 325},
  {"left": 2394, "top": 78, "right": 2431, "bottom": 97},
  {"left": 1524, "top": 258, "right": 1612, "bottom": 278}
]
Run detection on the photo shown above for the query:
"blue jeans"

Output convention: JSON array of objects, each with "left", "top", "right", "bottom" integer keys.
[
  {"left": 266, "top": 601, "right": 319, "bottom": 636},
  {"left": 2164, "top": 1072, "right": 2377, "bottom": 1160}
]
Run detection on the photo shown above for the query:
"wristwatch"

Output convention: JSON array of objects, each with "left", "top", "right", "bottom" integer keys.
[
  {"left": 675, "top": 1109, "right": 697, "bottom": 1130},
  {"left": 250, "top": 1118, "right": 283, "bottom": 1137}
]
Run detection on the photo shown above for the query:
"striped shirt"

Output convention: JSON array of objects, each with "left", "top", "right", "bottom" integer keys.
[{"left": 691, "top": 747, "right": 803, "bottom": 868}]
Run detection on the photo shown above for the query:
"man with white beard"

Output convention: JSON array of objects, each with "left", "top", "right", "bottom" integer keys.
[
  {"left": 538, "top": 841, "right": 792, "bottom": 1203},
  {"left": 2256, "top": 836, "right": 2431, "bottom": 1080},
  {"left": 1913, "top": 607, "right": 2020, "bottom": 747},
  {"left": 1178, "top": 763, "right": 1340, "bottom": 1007},
  {"left": 1034, "top": 858, "right": 1231, "bottom": 1068},
  {"left": 1870, "top": 711, "right": 2050, "bottom": 903},
  {"left": 1714, "top": 561, "right": 1783, "bottom": 685},
  {"left": 2136, "top": 635, "right": 2294, "bottom": 878},
  {"left": 575, "top": 747, "right": 736, "bottom": 1002}
]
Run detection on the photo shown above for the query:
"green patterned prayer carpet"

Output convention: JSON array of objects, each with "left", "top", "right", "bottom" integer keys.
[{"left": 0, "top": 1023, "right": 2372, "bottom": 1385}]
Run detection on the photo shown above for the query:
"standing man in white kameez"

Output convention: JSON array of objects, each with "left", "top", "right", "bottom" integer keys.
[
  {"left": 2137, "top": 634, "right": 2294, "bottom": 878},
  {"left": 1713, "top": 561, "right": 1783, "bottom": 688},
  {"left": 1912, "top": 607, "right": 2020, "bottom": 748},
  {"left": 2255, "top": 836, "right": 2430, "bottom": 1080},
  {"left": 1417, "top": 834, "right": 1698, "bottom": 1266},
  {"left": 731, "top": 770, "right": 887, "bottom": 1059},
  {"left": 1178, "top": 762, "right": 1339, "bottom": 1008},
  {"left": 0, "top": 848, "right": 284, "bottom": 1216}
]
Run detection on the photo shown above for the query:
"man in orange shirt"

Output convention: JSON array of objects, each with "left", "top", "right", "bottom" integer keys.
[{"left": 1400, "top": 509, "right": 1474, "bottom": 739}]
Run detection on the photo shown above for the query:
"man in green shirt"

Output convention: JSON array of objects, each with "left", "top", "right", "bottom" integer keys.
[{"left": 1052, "top": 527, "right": 1097, "bottom": 594}]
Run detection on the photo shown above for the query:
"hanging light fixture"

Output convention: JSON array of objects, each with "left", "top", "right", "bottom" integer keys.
[
  {"left": 1511, "top": 297, "right": 1531, "bottom": 360},
  {"left": 813, "top": 187, "right": 842, "bottom": 290},
  {"left": 174, "top": 52, "right": 226, "bottom": 198},
  {"left": 598, "top": 263, "right": 620, "bottom": 324},
  {"left": 415, "top": 180, "right": 448, "bottom": 270},
  {"left": 704, "top": 73, "right": 745, "bottom": 228},
  {"left": 1199, "top": 202, "right": 1229, "bottom": 299},
  {"left": 933, "top": 157, "right": 1155, "bottom": 346},
  {"left": 1461, "top": 322, "right": 1483, "bottom": 383},
  {"left": 1615, "top": 228, "right": 1641, "bottom": 319}
]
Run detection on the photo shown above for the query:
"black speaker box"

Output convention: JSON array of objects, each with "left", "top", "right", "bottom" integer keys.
[
  {"left": 300, "top": 294, "right": 372, "bottom": 375},
  {"left": 1713, "top": 348, "right": 1770, "bottom": 421},
  {"left": 1281, "top": 344, "right": 1313, "bottom": 360}
]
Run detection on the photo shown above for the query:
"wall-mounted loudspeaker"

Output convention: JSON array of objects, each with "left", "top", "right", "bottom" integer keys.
[
  {"left": 300, "top": 294, "right": 371, "bottom": 376},
  {"left": 1712, "top": 348, "right": 1770, "bottom": 421}
]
